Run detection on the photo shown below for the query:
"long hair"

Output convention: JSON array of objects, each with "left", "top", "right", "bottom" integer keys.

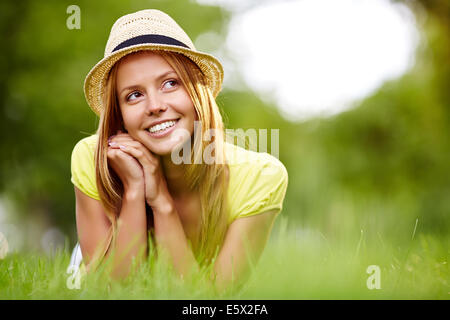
[{"left": 95, "top": 50, "right": 229, "bottom": 267}]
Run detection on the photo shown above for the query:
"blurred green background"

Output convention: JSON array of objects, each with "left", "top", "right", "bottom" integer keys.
[{"left": 0, "top": 0, "right": 448, "bottom": 263}]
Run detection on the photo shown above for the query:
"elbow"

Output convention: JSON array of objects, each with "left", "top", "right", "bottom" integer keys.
[{"left": 211, "top": 262, "right": 250, "bottom": 292}]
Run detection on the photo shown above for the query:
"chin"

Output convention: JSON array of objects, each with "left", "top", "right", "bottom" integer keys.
[
  {"left": 152, "top": 148, "right": 172, "bottom": 156},
  {"left": 139, "top": 130, "right": 193, "bottom": 158},
  {"left": 144, "top": 143, "right": 176, "bottom": 157}
]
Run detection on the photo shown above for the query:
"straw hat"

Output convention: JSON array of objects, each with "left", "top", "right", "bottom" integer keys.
[{"left": 84, "top": 9, "right": 224, "bottom": 115}]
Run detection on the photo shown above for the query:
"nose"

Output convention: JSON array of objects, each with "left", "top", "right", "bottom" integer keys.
[{"left": 145, "top": 92, "right": 167, "bottom": 115}]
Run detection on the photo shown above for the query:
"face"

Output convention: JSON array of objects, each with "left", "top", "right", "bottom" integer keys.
[{"left": 115, "top": 51, "right": 197, "bottom": 156}]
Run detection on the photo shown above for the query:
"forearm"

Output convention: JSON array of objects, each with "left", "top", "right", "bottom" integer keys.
[
  {"left": 151, "top": 197, "right": 199, "bottom": 278},
  {"left": 151, "top": 198, "right": 243, "bottom": 291},
  {"left": 212, "top": 254, "right": 249, "bottom": 291},
  {"left": 106, "top": 188, "right": 148, "bottom": 279}
]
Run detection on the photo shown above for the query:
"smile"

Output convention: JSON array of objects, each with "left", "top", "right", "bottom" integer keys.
[{"left": 146, "top": 119, "right": 179, "bottom": 138}]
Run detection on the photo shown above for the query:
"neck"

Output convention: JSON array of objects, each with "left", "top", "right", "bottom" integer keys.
[{"left": 161, "top": 154, "right": 191, "bottom": 197}]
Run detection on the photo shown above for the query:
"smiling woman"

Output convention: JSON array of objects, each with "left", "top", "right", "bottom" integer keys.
[
  {"left": 69, "top": 9, "right": 288, "bottom": 289},
  {"left": 114, "top": 52, "right": 198, "bottom": 155}
]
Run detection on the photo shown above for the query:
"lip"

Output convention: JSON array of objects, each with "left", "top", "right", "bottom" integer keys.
[
  {"left": 146, "top": 119, "right": 179, "bottom": 138},
  {"left": 148, "top": 118, "right": 180, "bottom": 128}
]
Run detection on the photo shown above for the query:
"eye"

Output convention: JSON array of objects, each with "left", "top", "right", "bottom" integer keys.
[
  {"left": 163, "top": 79, "right": 178, "bottom": 90},
  {"left": 126, "top": 91, "right": 142, "bottom": 102}
]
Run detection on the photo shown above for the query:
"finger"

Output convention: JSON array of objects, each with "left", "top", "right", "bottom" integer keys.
[
  {"left": 108, "top": 140, "right": 150, "bottom": 158},
  {"left": 110, "top": 140, "right": 157, "bottom": 164},
  {"left": 116, "top": 148, "right": 140, "bottom": 163},
  {"left": 109, "top": 137, "right": 139, "bottom": 146},
  {"left": 109, "top": 139, "right": 136, "bottom": 148},
  {"left": 109, "top": 134, "right": 140, "bottom": 146},
  {"left": 107, "top": 147, "right": 136, "bottom": 162},
  {"left": 108, "top": 136, "right": 140, "bottom": 149},
  {"left": 118, "top": 145, "right": 155, "bottom": 169}
]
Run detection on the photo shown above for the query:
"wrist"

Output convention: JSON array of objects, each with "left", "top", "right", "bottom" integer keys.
[
  {"left": 124, "top": 186, "right": 145, "bottom": 201},
  {"left": 149, "top": 193, "right": 174, "bottom": 215}
]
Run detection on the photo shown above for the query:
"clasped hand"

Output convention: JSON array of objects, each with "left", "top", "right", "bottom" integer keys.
[{"left": 107, "top": 130, "right": 168, "bottom": 206}]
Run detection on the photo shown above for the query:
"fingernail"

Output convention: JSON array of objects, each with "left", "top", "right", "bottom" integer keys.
[
  {"left": 119, "top": 145, "right": 126, "bottom": 150},
  {"left": 109, "top": 141, "right": 117, "bottom": 146}
]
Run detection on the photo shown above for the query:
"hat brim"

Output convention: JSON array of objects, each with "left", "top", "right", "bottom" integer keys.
[{"left": 84, "top": 43, "right": 224, "bottom": 116}]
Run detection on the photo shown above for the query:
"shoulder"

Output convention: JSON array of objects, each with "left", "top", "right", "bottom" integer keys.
[
  {"left": 72, "top": 134, "right": 98, "bottom": 156},
  {"left": 225, "top": 142, "right": 288, "bottom": 223},
  {"left": 225, "top": 141, "right": 288, "bottom": 180},
  {"left": 71, "top": 134, "right": 100, "bottom": 200}
]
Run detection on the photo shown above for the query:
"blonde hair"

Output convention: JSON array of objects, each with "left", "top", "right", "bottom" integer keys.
[{"left": 95, "top": 50, "right": 229, "bottom": 267}]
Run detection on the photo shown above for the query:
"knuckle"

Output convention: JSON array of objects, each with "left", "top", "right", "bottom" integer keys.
[
  {"left": 117, "top": 150, "right": 128, "bottom": 158},
  {"left": 107, "top": 149, "right": 116, "bottom": 157},
  {"left": 135, "top": 150, "right": 144, "bottom": 158},
  {"left": 129, "top": 140, "right": 140, "bottom": 147},
  {"left": 147, "top": 164, "right": 157, "bottom": 174}
]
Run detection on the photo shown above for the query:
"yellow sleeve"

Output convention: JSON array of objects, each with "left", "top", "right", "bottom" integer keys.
[
  {"left": 70, "top": 135, "right": 100, "bottom": 201},
  {"left": 230, "top": 154, "right": 288, "bottom": 221}
]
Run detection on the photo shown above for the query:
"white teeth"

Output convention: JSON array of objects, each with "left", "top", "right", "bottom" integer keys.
[{"left": 149, "top": 120, "right": 177, "bottom": 133}]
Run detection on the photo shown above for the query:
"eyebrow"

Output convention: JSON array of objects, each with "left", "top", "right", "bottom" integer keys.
[{"left": 119, "top": 70, "right": 178, "bottom": 95}]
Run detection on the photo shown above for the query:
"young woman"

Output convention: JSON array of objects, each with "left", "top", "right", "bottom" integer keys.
[{"left": 69, "top": 9, "right": 288, "bottom": 288}]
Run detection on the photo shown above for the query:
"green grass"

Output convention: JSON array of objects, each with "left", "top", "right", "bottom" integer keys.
[{"left": 0, "top": 217, "right": 448, "bottom": 299}]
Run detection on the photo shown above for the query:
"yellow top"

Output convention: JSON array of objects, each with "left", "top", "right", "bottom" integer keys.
[{"left": 71, "top": 134, "right": 288, "bottom": 224}]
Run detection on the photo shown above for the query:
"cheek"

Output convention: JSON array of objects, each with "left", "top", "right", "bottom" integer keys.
[
  {"left": 178, "top": 90, "right": 196, "bottom": 116},
  {"left": 121, "top": 110, "right": 138, "bottom": 130},
  {"left": 186, "top": 105, "right": 198, "bottom": 127},
  {"left": 192, "top": 107, "right": 199, "bottom": 121},
  {"left": 185, "top": 101, "right": 198, "bottom": 121}
]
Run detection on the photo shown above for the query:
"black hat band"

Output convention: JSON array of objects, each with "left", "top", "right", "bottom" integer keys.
[{"left": 112, "top": 34, "right": 190, "bottom": 52}]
